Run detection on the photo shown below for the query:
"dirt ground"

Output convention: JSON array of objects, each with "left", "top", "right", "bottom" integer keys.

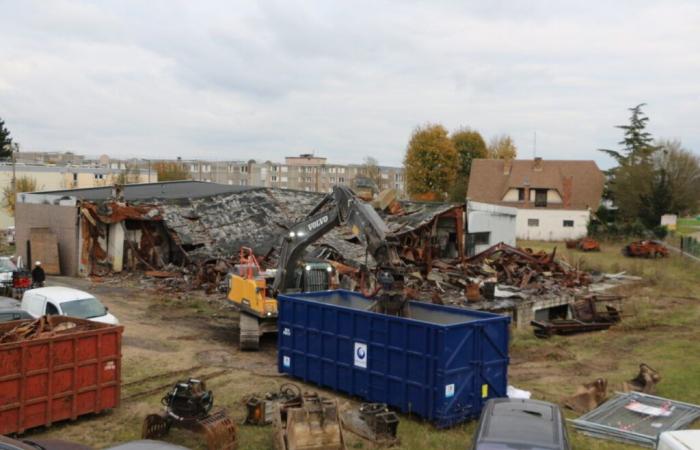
[{"left": 14, "top": 240, "right": 700, "bottom": 449}]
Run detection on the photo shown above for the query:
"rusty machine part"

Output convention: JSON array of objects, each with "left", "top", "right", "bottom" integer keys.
[
  {"left": 273, "top": 392, "right": 345, "bottom": 450},
  {"left": 142, "top": 378, "right": 237, "bottom": 450},
  {"left": 340, "top": 403, "right": 400, "bottom": 446},
  {"left": 563, "top": 378, "right": 608, "bottom": 414},
  {"left": 246, "top": 383, "right": 302, "bottom": 426},
  {"left": 623, "top": 363, "right": 661, "bottom": 394}
]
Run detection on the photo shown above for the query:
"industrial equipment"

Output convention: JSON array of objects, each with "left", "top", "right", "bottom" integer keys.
[
  {"left": 142, "top": 378, "right": 237, "bottom": 450},
  {"left": 272, "top": 392, "right": 345, "bottom": 450},
  {"left": 228, "top": 186, "right": 402, "bottom": 350}
]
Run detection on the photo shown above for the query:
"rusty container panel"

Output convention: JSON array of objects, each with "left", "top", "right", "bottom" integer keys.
[{"left": 0, "top": 317, "right": 123, "bottom": 434}]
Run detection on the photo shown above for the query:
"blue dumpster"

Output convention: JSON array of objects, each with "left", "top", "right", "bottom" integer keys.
[{"left": 277, "top": 290, "right": 510, "bottom": 428}]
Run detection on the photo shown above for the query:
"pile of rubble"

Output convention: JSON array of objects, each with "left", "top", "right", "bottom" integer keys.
[{"left": 397, "top": 242, "right": 592, "bottom": 306}]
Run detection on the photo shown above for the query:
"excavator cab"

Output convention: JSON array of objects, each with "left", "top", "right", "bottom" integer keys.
[{"left": 228, "top": 248, "right": 333, "bottom": 350}]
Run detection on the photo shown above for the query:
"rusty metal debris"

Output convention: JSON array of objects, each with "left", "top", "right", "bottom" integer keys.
[
  {"left": 623, "top": 240, "right": 670, "bottom": 258},
  {"left": 0, "top": 316, "right": 99, "bottom": 343},
  {"left": 531, "top": 295, "right": 622, "bottom": 338},
  {"left": 272, "top": 391, "right": 345, "bottom": 450},
  {"left": 340, "top": 403, "right": 400, "bottom": 447},
  {"left": 564, "top": 378, "right": 609, "bottom": 414},
  {"left": 566, "top": 237, "right": 601, "bottom": 252},
  {"left": 142, "top": 378, "right": 237, "bottom": 450},
  {"left": 622, "top": 363, "right": 661, "bottom": 395},
  {"left": 245, "top": 383, "right": 302, "bottom": 426}
]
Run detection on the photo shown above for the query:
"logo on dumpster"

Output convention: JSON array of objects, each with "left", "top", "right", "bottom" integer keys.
[
  {"left": 354, "top": 342, "right": 367, "bottom": 369},
  {"left": 104, "top": 361, "right": 116, "bottom": 371},
  {"left": 283, "top": 356, "right": 291, "bottom": 368}
]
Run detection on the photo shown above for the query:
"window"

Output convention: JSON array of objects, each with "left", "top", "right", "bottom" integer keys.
[
  {"left": 271, "top": 175, "right": 277, "bottom": 182},
  {"left": 518, "top": 188, "right": 525, "bottom": 201},
  {"left": 535, "top": 189, "right": 547, "bottom": 207},
  {"left": 528, "top": 218, "right": 540, "bottom": 227},
  {"left": 60, "top": 298, "right": 106, "bottom": 318},
  {"left": 72, "top": 173, "right": 78, "bottom": 181},
  {"left": 46, "top": 302, "right": 59, "bottom": 315},
  {"left": 338, "top": 177, "right": 345, "bottom": 183},
  {"left": 563, "top": 220, "right": 574, "bottom": 227},
  {"left": 470, "top": 232, "right": 490, "bottom": 246}
]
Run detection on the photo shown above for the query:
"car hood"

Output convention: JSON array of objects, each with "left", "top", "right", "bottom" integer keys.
[{"left": 89, "top": 312, "right": 119, "bottom": 325}]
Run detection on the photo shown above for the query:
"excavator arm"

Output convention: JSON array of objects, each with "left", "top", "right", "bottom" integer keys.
[{"left": 272, "top": 186, "right": 400, "bottom": 295}]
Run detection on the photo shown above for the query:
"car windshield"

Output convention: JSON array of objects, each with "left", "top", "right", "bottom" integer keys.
[
  {"left": 0, "top": 258, "right": 16, "bottom": 272},
  {"left": 61, "top": 297, "right": 107, "bottom": 319}
]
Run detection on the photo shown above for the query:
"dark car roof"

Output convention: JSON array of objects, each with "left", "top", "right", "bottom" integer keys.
[
  {"left": 0, "top": 296, "right": 21, "bottom": 310},
  {"left": 0, "top": 436, "right": 93, "bottom": 450},
  {"left": 476, "top": 399, "right": 565, "bottom": 449}
]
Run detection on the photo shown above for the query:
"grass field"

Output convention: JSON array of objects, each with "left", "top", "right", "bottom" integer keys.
[
  {"left": 17, "top": 240, "right": 700, "bottom": 449},
  {"left": 677, "top": 217, "right": 700, "bottom": 236}
]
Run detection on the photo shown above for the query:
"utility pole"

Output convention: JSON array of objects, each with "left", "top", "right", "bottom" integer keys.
[{"left": 11, "top": 143, "right": 18, "bottom": 201}]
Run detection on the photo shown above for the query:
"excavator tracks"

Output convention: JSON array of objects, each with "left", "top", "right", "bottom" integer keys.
[{"left": 239, "top": 312, "right": 260, "bottom": 351}]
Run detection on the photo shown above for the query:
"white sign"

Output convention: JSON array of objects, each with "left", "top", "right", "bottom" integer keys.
[
  {"left": 354, "top": 342, "right": 367, "bottom": 369},
  {"left": 283, "top": 356, "right": 291, "bottom": 368},
  {"left": 283, "top": 327, "right": 291, "bottom": 336},
  {"left": 445, "top": 384, "right": 455, "bottom": 398}
]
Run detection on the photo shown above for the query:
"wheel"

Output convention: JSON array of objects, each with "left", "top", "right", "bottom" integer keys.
[{"left": 239, "top": 312, "right": 260, "bottom": 351}]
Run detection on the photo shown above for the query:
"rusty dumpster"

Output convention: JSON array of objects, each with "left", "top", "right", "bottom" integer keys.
[{"left": 0, "top": 316, "right": 123, "bottom": 434}]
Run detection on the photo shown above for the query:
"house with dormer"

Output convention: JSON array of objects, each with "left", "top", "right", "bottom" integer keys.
[{"left": 466, "top": 157, "right": 604, "bottom": 241}]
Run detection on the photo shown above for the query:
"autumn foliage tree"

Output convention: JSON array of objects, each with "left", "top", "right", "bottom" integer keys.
[
  {"left": 449, "top": 127, "right": 487, "bottom": 201},
  {"left": 154, "top": 161, "right": 191, "bottom": 181},
  {"left": 403, "top": 124, "right": 458, "bottom": 200},
  {"left": 487, "top": 134, "right": 518, "bottom": 160},
  {"left": 3, "top": 176, "right": 37, "bottom": 215}
]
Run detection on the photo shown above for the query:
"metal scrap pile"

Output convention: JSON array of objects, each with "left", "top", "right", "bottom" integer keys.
[
  {"left": 463, "top": 242, "right": 591, "bottom": 293},
  {"left": 0, "top": 316, "right": 100, "bottom": 343}
]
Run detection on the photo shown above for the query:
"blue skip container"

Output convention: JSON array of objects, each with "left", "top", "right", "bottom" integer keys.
[{"left": 277, "top": 290, "right": 510, "bottom": 428}]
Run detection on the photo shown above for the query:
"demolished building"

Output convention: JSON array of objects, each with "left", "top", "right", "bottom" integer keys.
[{"left": 15, "top": 181, "right": 613, "bottom": 328}]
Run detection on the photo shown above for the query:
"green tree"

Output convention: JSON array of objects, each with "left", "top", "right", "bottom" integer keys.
[
  {"left": 487, "top": 135, "right": 517, "bottom": 160},
  {"left": 2, "top": 176, "right": 38, "bottom": 215},
  {"left": 154, "top": 161, "right": 191, "bottom": 181},
  {"left": 599, "top": 104, "right": 660, "bottom": 224},
  {"left": 449, "top": 127, "right": 487, "bottom": 201},
  {"left": 0, "top": 118, "right": 13, "bottom": 160},
  {"left": 403, "top": 124, "right": 458, "bottom": 199},
  {"left": 654, "top": 139, "right": 700, "bottom": 215}
]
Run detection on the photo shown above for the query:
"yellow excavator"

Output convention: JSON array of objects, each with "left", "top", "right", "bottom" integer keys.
[{"left": 228, "top": 186, "right": 401, "bottom": 350}]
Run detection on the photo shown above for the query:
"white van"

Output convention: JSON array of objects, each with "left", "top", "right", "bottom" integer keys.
[
  {"left": 658, "top": 431, "right": 700, "bottom": 450},
  {"left": 21, "top": 287, "right": 119, "bottom": 325}
]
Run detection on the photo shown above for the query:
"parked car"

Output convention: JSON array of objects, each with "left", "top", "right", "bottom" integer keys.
[
  {"left": 471, "top": 398, "right": 571, "bottom": 450},
  {"left": 0, "top": 256, "right": 18, "bottom": 285},
  {"left": 104, "top": 441, "right": 190, "bottom": 450},
  {"left": 622, "top": 240, "right": 669, "bottom": 258},
  {"left": 657, "top": 430, "right": 700, "bottom": 450},
  {"left": 0, "top": 296, "right": 32, "bottom": 322},
  {"left": 21, "top": 286, "right": 119, "bottom": 325},
  {"left": 0, "top": 435, "right": 93, "bottom": 450}
]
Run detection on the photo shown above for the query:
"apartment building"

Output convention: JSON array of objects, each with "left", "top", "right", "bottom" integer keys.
[
  {"left": 0, "top": 163, "right": 155, "bottom": 227},
  {"left": 157, "top": 154, "right": 406, "bottom": 194}
]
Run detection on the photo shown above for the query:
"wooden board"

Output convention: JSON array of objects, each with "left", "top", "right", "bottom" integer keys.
[{"left": 29, "top": 228, "right": 60, "bottom": 275}]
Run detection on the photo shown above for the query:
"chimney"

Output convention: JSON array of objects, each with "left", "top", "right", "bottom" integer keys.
[
  {"left": 503, "top": 159, "right": 513, "bottom": 175},
  {"left": 533, "top": 157, "right": 543, "bottom": 172}
]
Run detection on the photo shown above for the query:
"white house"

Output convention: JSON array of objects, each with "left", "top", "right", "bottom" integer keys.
[
  {"left": 466, "top": 201, "right": 517, "bottom": 255},
  {"left": 467, "top": 158, "right": 604, "bottom": 241}
]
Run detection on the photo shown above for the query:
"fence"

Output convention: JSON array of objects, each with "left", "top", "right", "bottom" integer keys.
[{"left": 680, "top": 235, "right": 700, "bottom": 258}]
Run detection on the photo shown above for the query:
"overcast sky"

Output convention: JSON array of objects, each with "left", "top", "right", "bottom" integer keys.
[{"left": 1, "top": 1, "right": 698, "bottom": 169}]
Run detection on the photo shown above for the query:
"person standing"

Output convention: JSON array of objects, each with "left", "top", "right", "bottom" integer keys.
[{"left": 31, "top": 261, "right": 45, "bottom": 287}]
